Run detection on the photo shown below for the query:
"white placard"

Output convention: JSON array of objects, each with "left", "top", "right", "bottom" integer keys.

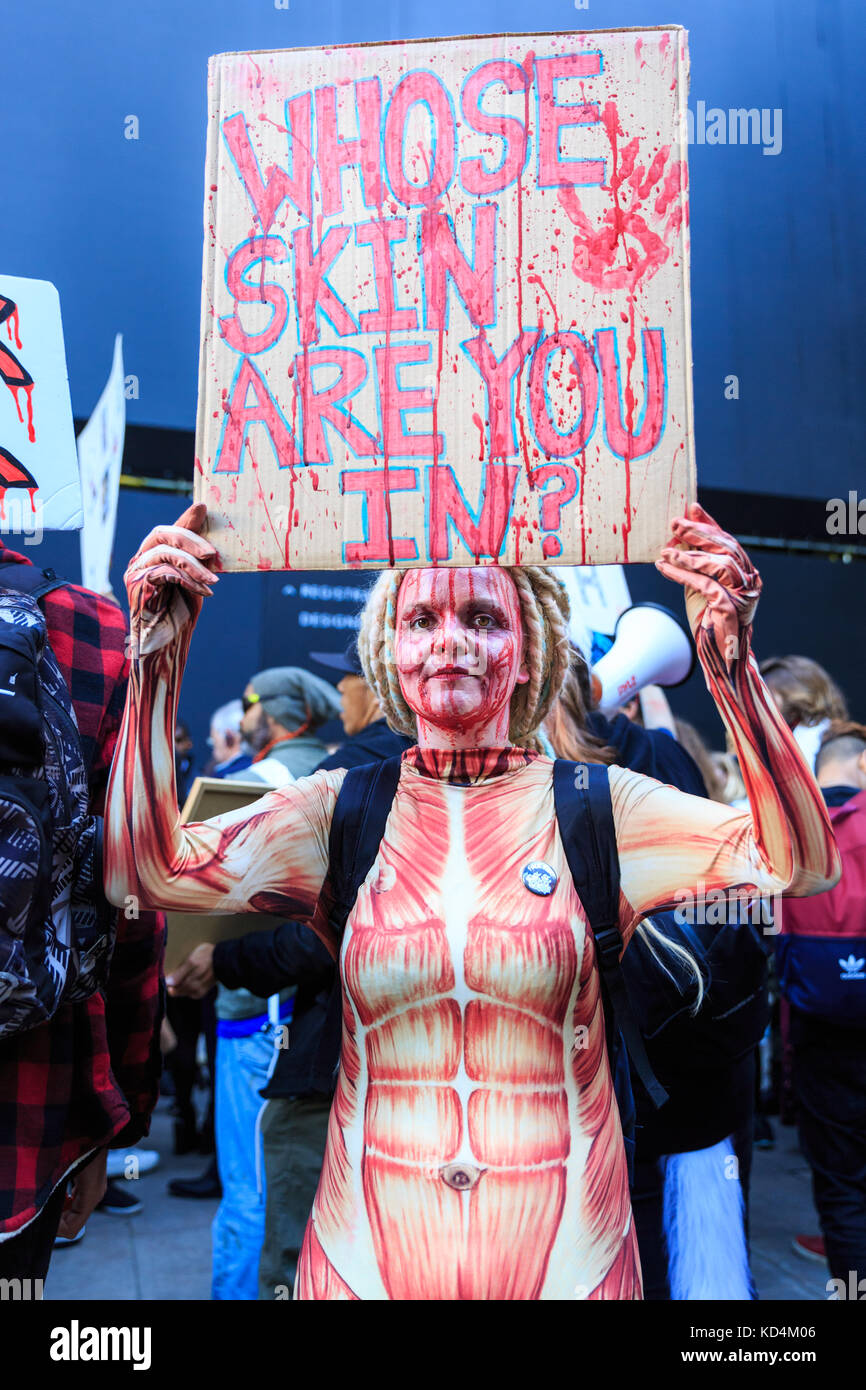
[
  {"left": 0, "top": 274, "right": 83, "bottom": 533},
  {"left": 554, "top": 563, "right": 632, "bottom": 657},
  {"left": 78, "top": 335, "right": 125, "bottom": 594}
]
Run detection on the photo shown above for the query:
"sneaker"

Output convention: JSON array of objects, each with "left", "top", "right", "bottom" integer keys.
[
  {"left": 168, "top": 1158, "right": 222, "bottom": 1200},
  {"left": 791, "top": 1234, "right": 826, "bottom": 1264},
  {"left": 753, "top": 1115, "right": 775, "bottom": 1150},
  {"left": 96, "top": 1179, "right": 143, "bottom": 1216},
  {"left": 106, "top": 1147, "right": 160, "bottom": 1179},
  {"left": 53, "top": 1226, "right": 86, "bottom": 1247}
]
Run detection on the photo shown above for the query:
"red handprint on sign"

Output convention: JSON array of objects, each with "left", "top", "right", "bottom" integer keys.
[{"left": 558, "top": 101, "right": 687, "bottom": 296}]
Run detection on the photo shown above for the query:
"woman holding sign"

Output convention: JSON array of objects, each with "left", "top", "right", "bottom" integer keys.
[{"left": 105, "top": 503, "right": 838, "bottom": 1300}]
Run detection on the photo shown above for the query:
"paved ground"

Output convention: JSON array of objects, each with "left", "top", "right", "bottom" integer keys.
[{"left": 43, "top": 1093, "right": 831, "bottom": 1302}]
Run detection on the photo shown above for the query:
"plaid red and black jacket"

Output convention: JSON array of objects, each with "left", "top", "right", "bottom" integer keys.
[{"left": 0, "top": 543, "right": 165, "bottom": 1238}]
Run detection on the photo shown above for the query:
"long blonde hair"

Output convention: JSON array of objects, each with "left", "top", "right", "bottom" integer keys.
[{"left": 356, "top": 566, "right": 572, "bottom": 743}]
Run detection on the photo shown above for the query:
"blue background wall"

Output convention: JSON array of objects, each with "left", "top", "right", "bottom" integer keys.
[
  {"left": 6, "top": 0, "right": 864, "bottom": 499},
  {"left": 4, "top": 1, "right": 865, "bottom": 756}
]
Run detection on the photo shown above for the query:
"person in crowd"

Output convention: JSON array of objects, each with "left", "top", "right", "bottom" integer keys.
[
  {"left": 206, "top": 698, "right": 252, "bottom": 778},
  {"left": 760, "top": 655, "right": 848, "bottom": 772},
  {"left": 776, "top": 720, "right": 866, "bottom": 1284},
  {"left": 175, "top": 720, "right": 196, "bottom": 804},
  {"left": 165, "top": 701, "right": 247, "bottom": 1169},
  {"left": 167, "top": 698, "right": 250, "bottom": 1200},
  {"left": 174, "top": 680, "right": 296, "bottom": 1293},
  {"left": 105, "top": 501, "right": 839, "bottom": 1301},
  {"left": 168, "top": 643, "right": 412, "bottom": 1298},
  {"left": 0, "top": 542, "right": 163, "bottom": 1272},
  {"left": 545, "top": 650, "right": 766, "bottom": 1299},
  {"left": 673, "top": 717, "right": 729, "bottom": 802},
  {"left": 237, "top": 667, "right": 341, "bottom": 786},
  {"left": 309, "top": 643, "right": 415, "bottom": 769},
  {"left": 761, "top": 655, "right": 850, "bottom": 1127}
]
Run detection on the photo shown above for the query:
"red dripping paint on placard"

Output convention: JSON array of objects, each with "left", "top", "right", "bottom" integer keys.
[{"left": 558, "top": 102, "right": 684, "bottom": 559}]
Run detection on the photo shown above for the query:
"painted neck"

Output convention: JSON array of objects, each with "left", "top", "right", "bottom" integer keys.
[{"left": 414, "top": 704, "right": 512, "bottom": 751}]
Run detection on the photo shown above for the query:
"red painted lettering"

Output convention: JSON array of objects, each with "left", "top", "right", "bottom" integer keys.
[
  {"left": 426, "top": 462, "right": 520, "bottom": 562},
  {"left": 461, "top": 330, "right": 540, "bottom": 458},
  {"left": 296, "top": 348, "right": 378, "bottom": 462},
  {"left": 314, "top": 80, "right": 383, "bottom": 219},
  {"left": 420, "top": 204, "right": 497, "bottom": 331},
  {"left": 214, "top": 357, "right": 301, "bottom": 473},
  {"left": 527, "top": 332, "right": 599, "bottom": 456},
  {"left": 535, "top": 53, "right": 605, "bottom": 189},
  {"left": 355, "top": 219, "right": 418, "bottom": 333},
  {"left": 596, "top": 327, "right": 666, "bottom": 460},
  {"left": 383, "top": 71, "right": 457, "bottom": 206},
  {"left": 341, "top": 467, "right": 419, "bottom": 563},
  {"left": 292, "top": 226, "right": 357, "bottom": 346},
  {"left": 374, "top": 343, "right": 445, "bottom": 458},
  {"left": 219, "top": 238, "right": 289, "bottom": 355},
  {"left": 460, "top": 61, "right": 529, "bottom": 195},
  {"left": 222, "top": 98, "right": 313, "bottom": 229}
]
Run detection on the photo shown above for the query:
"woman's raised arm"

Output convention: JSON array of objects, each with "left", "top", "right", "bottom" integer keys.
[
  {"left": 612, "top": 505, "right": 840, "bottom": 937},
  {"left": 104, "top": 504, "right": 343, "bottom": 922}
]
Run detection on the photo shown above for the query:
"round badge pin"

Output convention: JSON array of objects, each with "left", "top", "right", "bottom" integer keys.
[{"left": 521, "top": 861, "right": 558, "bottom": 896}]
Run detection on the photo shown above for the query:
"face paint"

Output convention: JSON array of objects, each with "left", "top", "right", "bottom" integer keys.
[{"left": 394, "top": 568, "right": 529, "bottom": 750}]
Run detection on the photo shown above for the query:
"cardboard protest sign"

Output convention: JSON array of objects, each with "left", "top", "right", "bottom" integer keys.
[
  {"left": 196, "top": 29, "right": 694, "bottom": 572},
  {"left": 0, "top": 274, "right": 82, "bottom": 533},
  {"left": 78, "top": 334, "right": 126, "bottom": 593},
  {"left": 165, "top": 777, "right": 283, "bottom": 974}
]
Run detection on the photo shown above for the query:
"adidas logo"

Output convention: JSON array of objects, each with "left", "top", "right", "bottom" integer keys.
[{"left": 839, "top": 954, "right": 866, "bottom": 981}]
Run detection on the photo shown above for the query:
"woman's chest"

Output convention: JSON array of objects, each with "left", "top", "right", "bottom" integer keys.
[{"left": 341, "top": 776, "right": 588, "bottom": 1026}]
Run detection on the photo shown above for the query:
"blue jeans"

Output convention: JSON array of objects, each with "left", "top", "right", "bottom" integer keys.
[{"left": 211, "top": 1028, "right": 275, "bottom": 1300}]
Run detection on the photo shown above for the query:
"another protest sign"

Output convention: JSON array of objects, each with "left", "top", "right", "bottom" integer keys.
[
  {"left": 78, "top": 334, "right": 126, "bottom": 594},
  {"left": 196, "top": 28, "right": 694, "bottom": 571},
  {"left": 0, "top": 274, "right": 82, "bottom": 535},
  {"left": 554, "top": 562, "right": 632, "bottom": 660}
]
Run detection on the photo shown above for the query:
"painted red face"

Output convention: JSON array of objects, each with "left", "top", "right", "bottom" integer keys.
[{"left": 394, "top": 568, "right": 529, "bottom": 749}]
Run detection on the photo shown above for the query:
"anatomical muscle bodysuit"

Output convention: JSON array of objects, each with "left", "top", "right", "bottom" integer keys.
[{"left": 105, "top": 506, "right": 839, "bottom": 1301}]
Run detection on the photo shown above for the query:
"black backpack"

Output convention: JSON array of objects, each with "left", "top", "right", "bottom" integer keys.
[
  {"left": 0, "top": 563, "right": 115, "bottom": 1037},
  {"left": 325, "top": 756, "right": 671, "bottom": 1177}
]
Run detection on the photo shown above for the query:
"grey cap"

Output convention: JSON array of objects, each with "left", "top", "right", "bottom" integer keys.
[{"left": 249, "top": 666, "right": 341, "bottom": 732}]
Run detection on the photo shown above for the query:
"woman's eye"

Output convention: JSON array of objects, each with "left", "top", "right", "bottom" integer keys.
[
  {"left": 473, "top": 613, "right": 495, "bottom": 629},
  {"left": 410, "top": 615, "right": 431, "bottom": 629}
]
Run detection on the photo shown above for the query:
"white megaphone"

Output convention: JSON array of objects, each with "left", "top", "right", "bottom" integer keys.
[{"left": 591, "top": 604, "right": 695, "bottom": 714}]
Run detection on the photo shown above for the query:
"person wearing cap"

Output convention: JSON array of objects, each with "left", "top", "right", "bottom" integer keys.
[
  {"left": 309, "top": 642, "right": 414, "bottom": 771},
  {"left": 237, "top": 667, "right": 341, "bottom": 787},
  {"left": 167, "top": 643, "right": 411, "bottom": 1299}
]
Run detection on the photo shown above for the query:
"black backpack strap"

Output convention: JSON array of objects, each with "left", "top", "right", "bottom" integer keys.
[
  {"left": 327, "top": 755, "right": 404, "bottom": 938},
  {"left": 0, "top": 562, "right": 69, "bottom": 604},
  {"left": 313, "top": 755, "right": 404, "bottom": 1092},
  {"left": 553, "top": 759, "right": 668, "bottom": 1108}
]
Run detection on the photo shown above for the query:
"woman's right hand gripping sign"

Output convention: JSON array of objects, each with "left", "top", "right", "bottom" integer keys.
[{"left": 124, "top": 502, "right": 220, "bottom": 659}]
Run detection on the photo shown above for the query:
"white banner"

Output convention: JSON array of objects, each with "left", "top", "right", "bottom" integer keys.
[
  {"left": 553, "top": 563, "right": 632, "bottom": 658},
  {"left": 77, "top": 335, "right": 125, "bottom": 594},
  {"left": 0, "top": 274, "right": 82, "bottom": 534}
]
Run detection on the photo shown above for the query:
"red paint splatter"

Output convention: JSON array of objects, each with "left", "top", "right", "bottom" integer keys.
[
  {"left": 6, "top": 307, "right": 22, "bottom": 349},
  {"left": 557, "top": 103, "right": 686, "bottom": 560},
  {"left": 8, "top": 384, "right": 36, "bottom": 443},
  {"left": 471, "top": 412, "right": 485, "bottom": 461}
]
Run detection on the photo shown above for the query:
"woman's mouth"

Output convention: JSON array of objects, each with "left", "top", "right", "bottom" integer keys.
[{"left": 430, "top": 665, "right": 471, "bottom": 679}]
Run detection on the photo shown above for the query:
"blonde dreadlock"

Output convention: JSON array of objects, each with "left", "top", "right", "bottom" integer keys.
[{"left": 356, "top": 567, "right": 571, "bottom": 744}]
